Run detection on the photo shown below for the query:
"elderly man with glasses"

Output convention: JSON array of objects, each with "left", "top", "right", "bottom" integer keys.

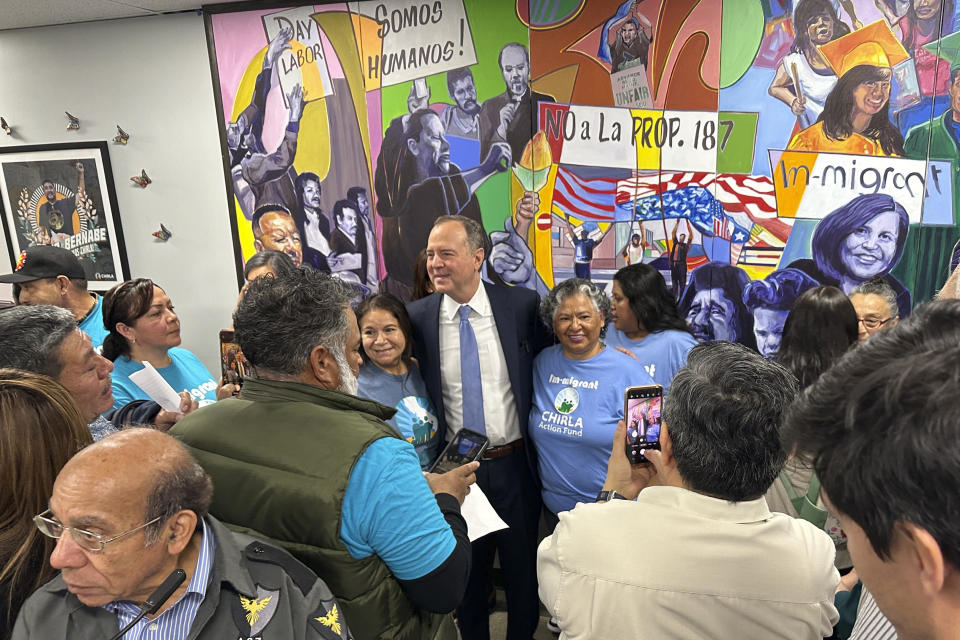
[
  {"left": 849, "top": 276, "right": 900, "bottom": 342},
  {"left": 12, "top": 428, "right": 352, "bottom": 640}
]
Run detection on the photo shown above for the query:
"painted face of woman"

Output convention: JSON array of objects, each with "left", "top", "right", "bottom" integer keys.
[
  {"left": 806, "top": 13, "right": 834, "bottom": 46},
  {"left": 840, "top": 210, "right": 900, "bottom": 281},
  {"left": 852, "top": 70, "right": 892, "bottom": 117}
]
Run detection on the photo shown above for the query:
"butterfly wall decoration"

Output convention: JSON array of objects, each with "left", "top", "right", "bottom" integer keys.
[
  {"left": 65, "top": 111, "right": 80, "bottom": 130},
  {"left": 152, "top": 223, "right": 172, "bottom": 241},
  {"left": 130, "top": 169, "right": 151, "bottom": 188},
  {"left": 0, "top": 117, "right": 11, "bottom": 135},
  {"left": 113, "top": 125, "right": 129, "bottom": 144}
]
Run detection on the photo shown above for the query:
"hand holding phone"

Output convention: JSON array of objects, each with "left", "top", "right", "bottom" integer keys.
[
  {"left": 219, "top": 329, "right": 247, "bottom": 388},
  {"left": 624, "top": 385, "right": 663, "bottom": 464},
  {"left": 601, "top": 419, "right": 659, "bottom": 501},
  {"left": 429, "top": 428, "right": 489, "bottom": 474},
  {"left": 425, "top": 460, "right": 479, "bottom": 505}
]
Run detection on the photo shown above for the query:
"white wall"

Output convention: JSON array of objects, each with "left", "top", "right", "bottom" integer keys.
[{"left": 0, "top": 12, "right": 238, "bottom": 372}]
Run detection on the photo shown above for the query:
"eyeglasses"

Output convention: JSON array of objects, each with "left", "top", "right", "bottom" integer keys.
[
  {"left": 33, "top": 509, "right": 162, "bottom": 552},
  {"left": 857, "top": 315, "right": 896, "bottom": 330}
]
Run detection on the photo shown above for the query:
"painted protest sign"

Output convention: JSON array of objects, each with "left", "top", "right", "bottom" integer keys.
[
  {"left": 361, "top": 0, "right": 478, "bottom": 87},
  {"left": 263, "top": 7, "right": 335, "bottom": 104}
]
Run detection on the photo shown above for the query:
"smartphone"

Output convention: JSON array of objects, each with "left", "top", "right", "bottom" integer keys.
[
  {"left": 429, "top": 428, "right": 489, "bottom": 474},
  {"left": 218, "top": 329, "right": 247, "bottom": 387},
  {"left": 624, "top": 385, "right": 663, "bottom": 464}
]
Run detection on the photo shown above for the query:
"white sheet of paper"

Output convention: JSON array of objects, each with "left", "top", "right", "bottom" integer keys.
[
  {"left": 460, "top": 485, "right": 508, "bottom": 541},
  {"left": 128, "top": 362, "right": 182, "bottom": 412}
]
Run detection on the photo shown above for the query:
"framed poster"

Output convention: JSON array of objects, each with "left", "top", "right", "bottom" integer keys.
[{"left": 0, "top": 142, "right": 129, "bottom": 291}]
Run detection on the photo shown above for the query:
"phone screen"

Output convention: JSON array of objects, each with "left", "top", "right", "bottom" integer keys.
[
  {"left": 219, "top": 330, "right": 247, "bottom": 387},
  {"left": 430, "top": 429, "right": 489, "bottom": 474},
  {"left": 625, "top": 385, "right": 663, "bottom": 464}
]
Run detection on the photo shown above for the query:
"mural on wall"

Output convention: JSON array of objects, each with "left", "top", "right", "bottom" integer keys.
[{"left": 205, "top": 0, "right": 959, "bottom": 354}]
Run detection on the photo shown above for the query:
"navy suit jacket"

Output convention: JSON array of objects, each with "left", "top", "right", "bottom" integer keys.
[{"left": 407, "top": 281, "right": 550, "bottom": 453}]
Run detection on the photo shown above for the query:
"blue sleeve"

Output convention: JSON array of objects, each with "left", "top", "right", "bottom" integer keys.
[
  {"left": 110, "top": 361, "right": 145, "bottom": 410},
  {"left": 111, "top": 380, "right": 136, "bottom": 410},
  {"left": 340, "top": 437, "right": 456, "bottom": 580}
]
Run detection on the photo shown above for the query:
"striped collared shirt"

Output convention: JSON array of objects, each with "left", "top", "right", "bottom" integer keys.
[
  {"left": 104, "top": 518, "right": 215, "bottom": 640},
  {"left": 849, "top": 586, "right": 898, "bottom": 640}
]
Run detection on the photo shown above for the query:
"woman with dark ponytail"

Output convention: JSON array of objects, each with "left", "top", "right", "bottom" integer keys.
[
  {"left": 604, "top": 263, "right": 697, "bottom": 390},
  {"left": 103, "top": 278, "right": 232, "bottom": 410}
]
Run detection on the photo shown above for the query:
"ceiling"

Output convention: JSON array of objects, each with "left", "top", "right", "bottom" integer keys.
[{"left": 3, "top": 0, "right": 240, "bottom": 31}]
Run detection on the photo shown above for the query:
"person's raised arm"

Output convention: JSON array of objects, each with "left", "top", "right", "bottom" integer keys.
[
  {"left": 460, "top": 142, "right": 511, "bottom": 195},
  {"left": 75, "top": 161, "right": 86, "bottom": 203},
  {"left": 838, "top": 0, "right": 863, "bottom": 29}
]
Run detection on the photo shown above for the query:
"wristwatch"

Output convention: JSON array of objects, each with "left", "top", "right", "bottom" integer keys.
[{"left": 595, "top": 489, "right": 627, "bottom": 502}]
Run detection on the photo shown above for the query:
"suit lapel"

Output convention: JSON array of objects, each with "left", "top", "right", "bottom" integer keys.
[
  {"left": 484, "top": 282, "right": 521, "bottom": 394},
  {"left": 421, "top": 293, "right": 444, "bottom": 421}
]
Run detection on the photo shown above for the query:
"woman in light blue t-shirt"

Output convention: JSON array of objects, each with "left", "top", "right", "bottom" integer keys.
[
  {"left": 530, "top": 278, "right": 653, "bottom": 521},
  {"left": 355, "top": 293, "right": 440, "bottom": 469},
  {"left": 605, "top": 263, "right": 697, "bottom": 390},
  {"left": 102, "top": 279, "right": 229, "bottom": 411}
]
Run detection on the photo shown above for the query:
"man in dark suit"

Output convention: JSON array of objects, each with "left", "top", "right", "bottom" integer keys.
[
  {"left": 478, "top": 42, "right": 555, "bottom": 164},
  {"left": 407, "top": 216, "right": 549, "bottom": 640}
]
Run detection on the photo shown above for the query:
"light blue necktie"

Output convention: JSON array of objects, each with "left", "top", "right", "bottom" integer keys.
[{"left": 458, "top": 305, "right": 486, "bottom": 434}]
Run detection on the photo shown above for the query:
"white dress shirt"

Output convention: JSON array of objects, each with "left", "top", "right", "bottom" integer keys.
[
  {"left": 538, "top": 486, "right": 840, "bottom": 639},
  {"left": 303, "top": 209, "right": 331, "bottom": 255},
  {"left": 439, "top": 284, "right": 521, "bottom": 446}
]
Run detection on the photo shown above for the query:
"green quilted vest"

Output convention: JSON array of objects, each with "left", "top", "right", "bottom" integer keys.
[{"left": 172, "top": 378, "right": 457, "bottom": 640}]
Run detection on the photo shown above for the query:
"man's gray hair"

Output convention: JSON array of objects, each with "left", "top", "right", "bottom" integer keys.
[
  {"left": 434, "top": 215, "right": 485, "bottom": 252},
  {"left": 539, "top": 278, "right": 611, "bottom": 337},
  {"left": 0, "top": 305, "right": 76, "bottom": 378},
  {"left": 850, "top": 276, "right": 899, "bottom": 318},
  {"left": 663, "top": 342, "right": 798, "bottom": 502},
  {"left": 234, "top": 267, "right": 354, "bottom": 376}
]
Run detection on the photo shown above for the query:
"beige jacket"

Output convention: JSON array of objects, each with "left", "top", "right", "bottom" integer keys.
[{"left": 537, "top": 486, "right": 839, "bottom": 640}]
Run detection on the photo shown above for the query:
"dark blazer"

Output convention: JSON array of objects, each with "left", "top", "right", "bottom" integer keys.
[
  {"left": 407, "top": 281, "right": 550, "bottom": 449},
  {"left": 478, "top": 89, "right": 555, "bottom": 164}
]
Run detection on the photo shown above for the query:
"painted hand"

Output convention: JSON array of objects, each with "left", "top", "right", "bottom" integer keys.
[
  {"left": 481, "top": 142, "right": 512, "bottom": 174},
  {"left": 266, "top": 26, "right": 293, "bottom": 67},
  {"left": 497, "top": 101, "right": 519, "bottom": 139},
  {"left": 490, "top": 215, "right": 536, "bottom": 288}
]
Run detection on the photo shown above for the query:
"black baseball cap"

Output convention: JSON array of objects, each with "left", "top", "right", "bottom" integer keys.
[{"left": 0, "top": 245, "right": 86, "bottom": 283}]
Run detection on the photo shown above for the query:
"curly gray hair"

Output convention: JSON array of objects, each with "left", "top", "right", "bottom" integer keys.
[{"left": 539, "top": 278, "right": 611, "bottom": 338}]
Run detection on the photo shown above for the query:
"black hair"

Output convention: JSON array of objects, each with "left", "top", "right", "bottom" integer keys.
[
  {"left": 613, "top": 263, "right": 692, "bottom": 335},
  {"left": 101, "top": 279, "right": 160, "bottom": 361},
  {"left": 346, "top": 186, "right": 367, "bottom": 202},
  {"left": 413, "top": 248, "right": 434, "bottom": 300},
  {"left": 791, "top": 0, "right": 850, "bottom": 56},
  {"left": 403, "top": 108, "right": 437, "bottom": 144},
  {"left": 782, "top": 299, "right": 960, "bottom": 568},
  {"left": 295, "top": 172, "right": 321, "bottom": 213},
  {"left": 446, "top": 67, "right": 475, "bottom": 97},
  {"left": 819, "top": 65, "right": 905, "bottom": 156},
  {"left": 776, "top": 285, "right": 858, "bottom": 389},
  {"left": 243, "top": 250, "right": 296, "bottom": 282},
  {"left": 354, "top": 293, "right": 414, "bottom": 369},
  {"left": 333, "top": 199, "right": 357, "bottom": 223}
]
